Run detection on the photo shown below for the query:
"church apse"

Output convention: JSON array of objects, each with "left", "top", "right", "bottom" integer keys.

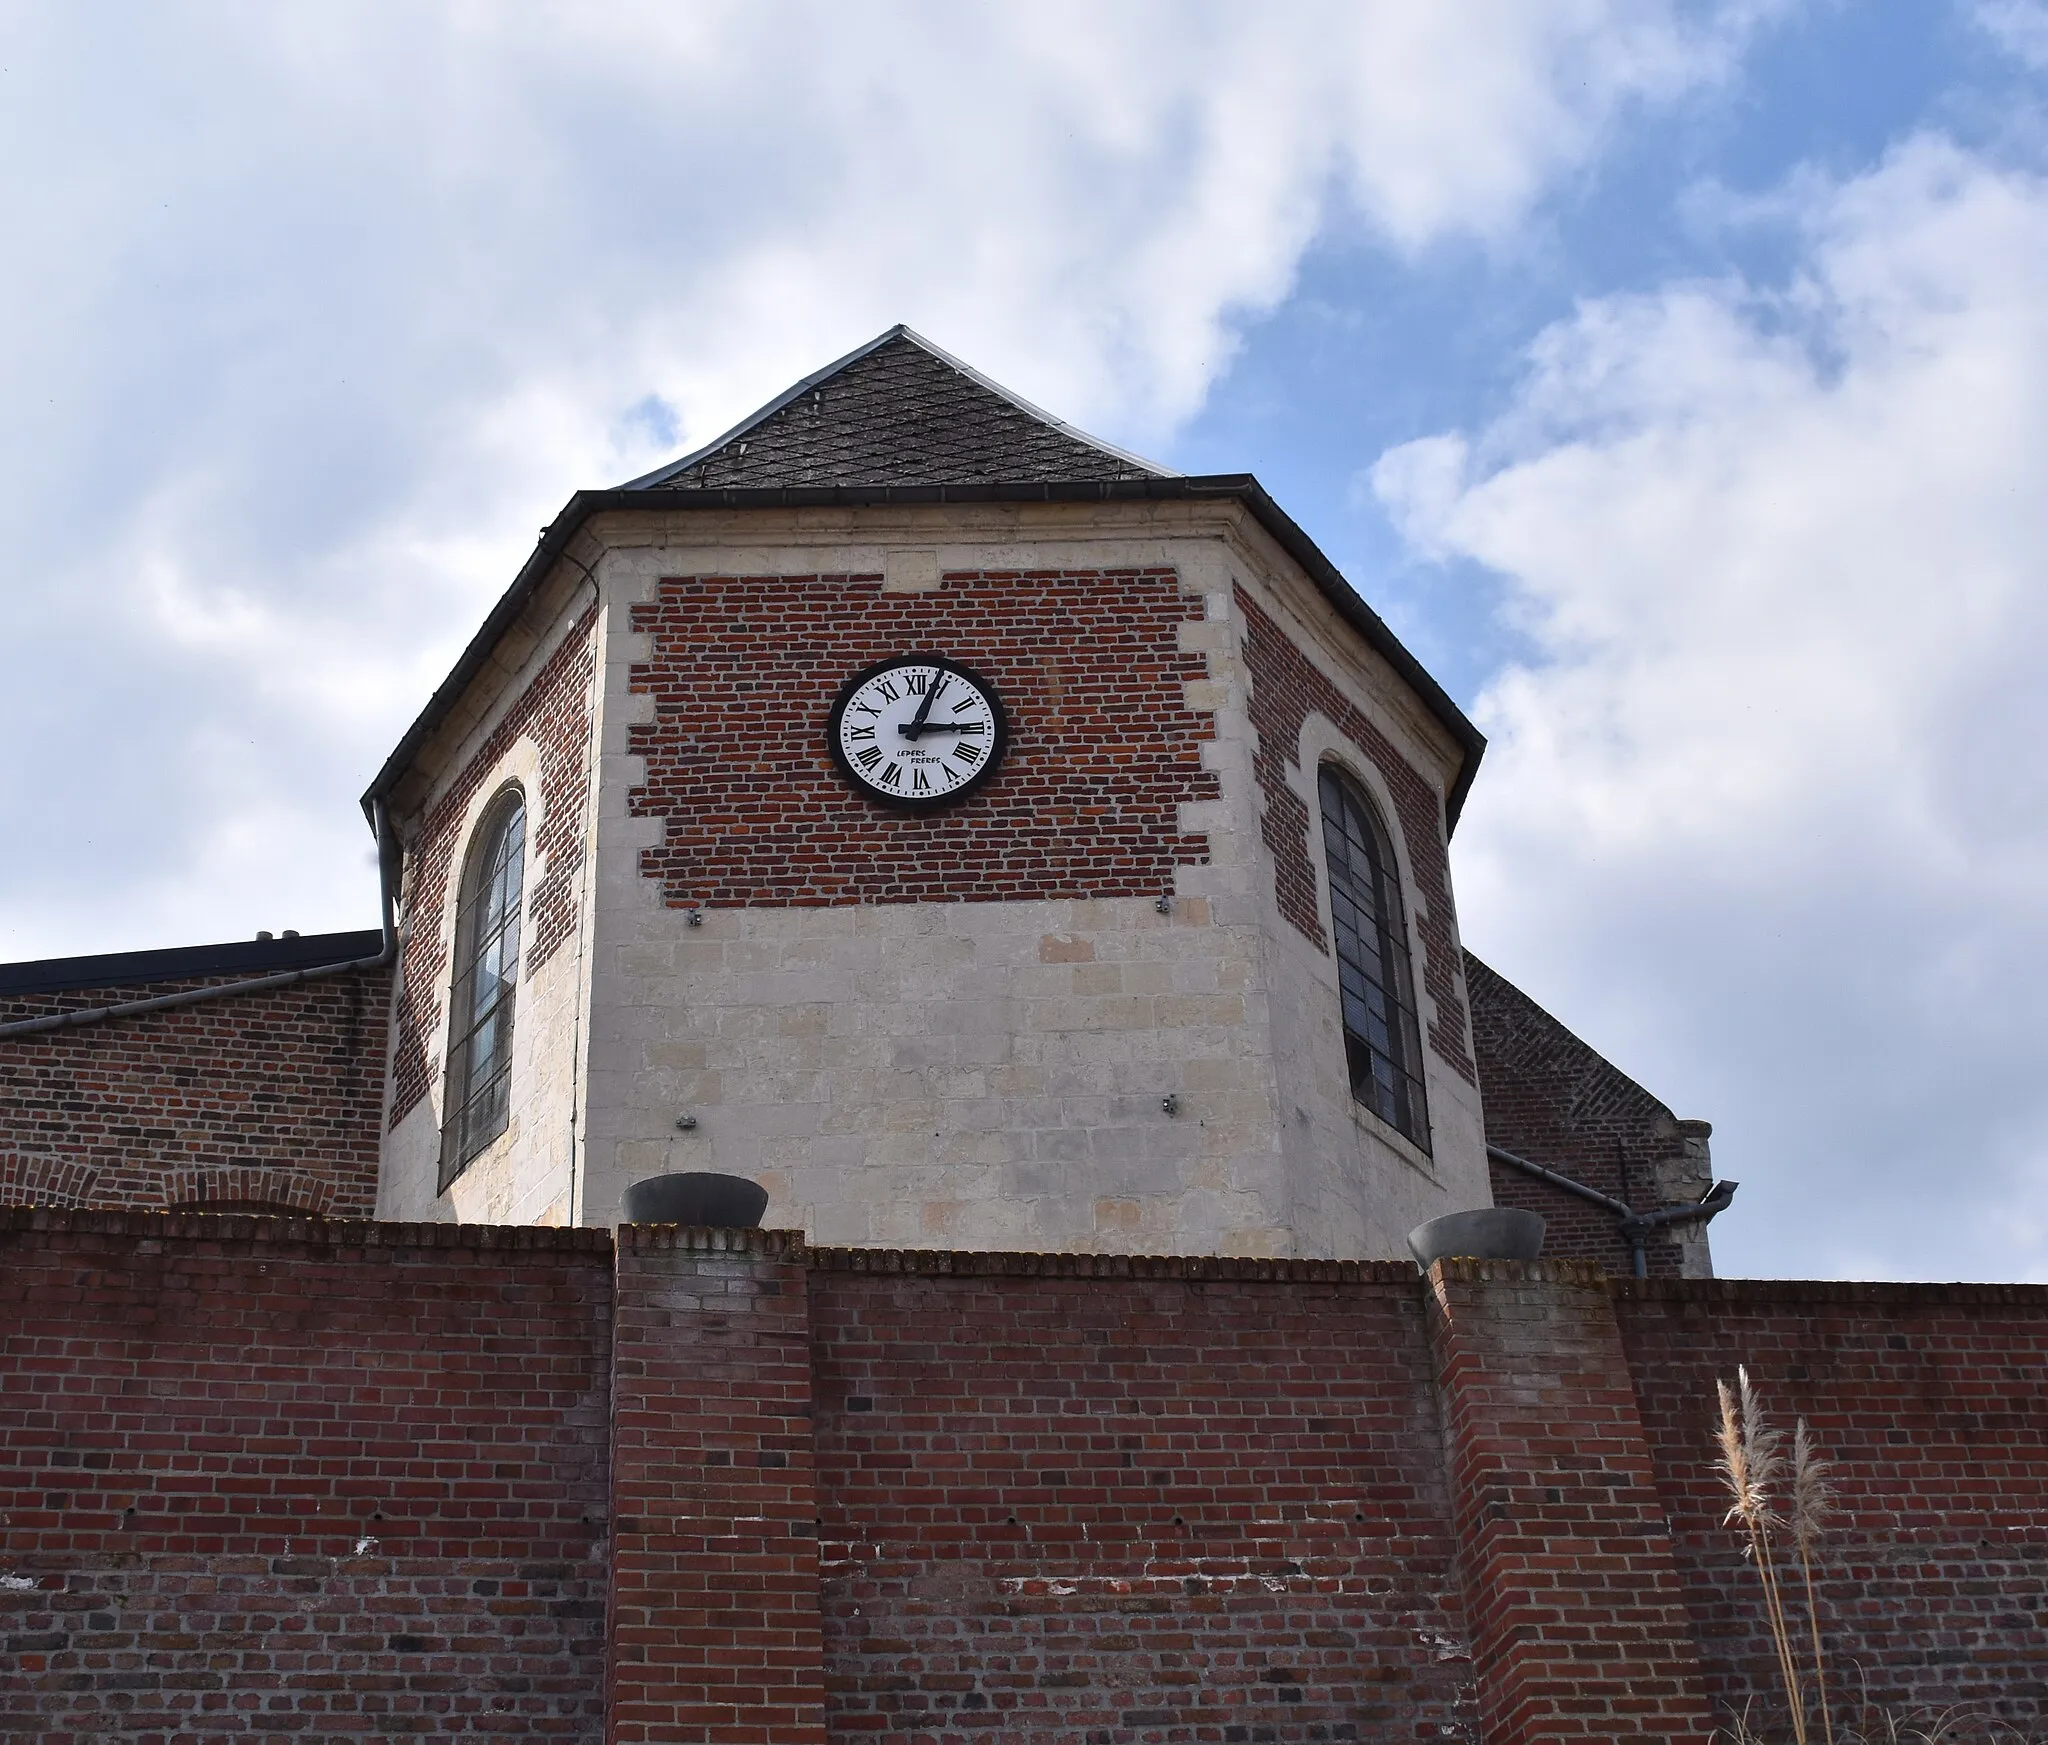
[
  {"left": 368, "top": 327, "right": 1505, "bottom": 1255},
  {"left": 0, "top": 325, "right": 1722, "bottom": 1274}
]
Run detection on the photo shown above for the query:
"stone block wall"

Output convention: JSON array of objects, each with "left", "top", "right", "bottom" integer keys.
[
  {"left": 580, "top": 504, "right": 1489, "bottom": 1258},
  {"left": 380, "top": 596, "right": 601, "bottom": 1229},
  {"left": 588, "top": 553, "right": 1255, "bottom": 1253},
  {"left": 1229, "top": 569, "right": 1490, "bottom": 1262}
]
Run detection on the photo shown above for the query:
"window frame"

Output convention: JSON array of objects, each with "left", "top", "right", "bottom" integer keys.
[
  {"left": 1316, "top": 761, "right": 1432, "bottom": 1153},
  {"left": 438, "top": 785, "right": 528, "bottom": 1192}
]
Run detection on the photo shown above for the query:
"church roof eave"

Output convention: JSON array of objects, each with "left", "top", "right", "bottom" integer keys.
[{"left": 360, "top": 476, "right": 1486, "bottom": 836}]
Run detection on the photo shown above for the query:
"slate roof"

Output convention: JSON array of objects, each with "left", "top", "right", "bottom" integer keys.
[
  {"left": 623, "top": 326, "right": 1171, "bottom": 491},
  {"left": 366, "top": 329, "right": 1487, "bottom": 831},
  {"left": 0, "top": 930, "right": 386, "bottom": 996}
]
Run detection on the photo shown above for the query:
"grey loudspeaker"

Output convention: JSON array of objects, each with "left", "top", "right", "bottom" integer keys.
[
  {"left": 1406, "top": 1207, "right": 1545, "bottom": 1269},
  {"left": 620, "top": 1172, "right": 770, "bottom": 1229}
]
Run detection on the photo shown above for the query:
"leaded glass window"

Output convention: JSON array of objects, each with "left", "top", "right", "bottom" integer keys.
[
  {"left": 440, "top": 791, "right": 526, "bottom": 1189},
  {"left": 1318, "top": 765, "right": 1430, "bottom": 1151}
]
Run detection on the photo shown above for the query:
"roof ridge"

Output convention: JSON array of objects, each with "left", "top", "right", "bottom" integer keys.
[
  {"left": 617, "top": 324, "right": 1173, "bottom": 490},
  {"left": 887, "top": 326, "right": 1177, "bottom": 481},
  {"left": 0, "top": 929, "right": 388, "bottom": 997}
]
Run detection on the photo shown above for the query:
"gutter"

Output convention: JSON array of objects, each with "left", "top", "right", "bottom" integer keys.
[
  {"left": 1486, "top": 1142, "right": 1738, "bottom": 1280},
  {"left": 0, "top": 801, "right": 402, "bottom": 1042},
  {"left": 359, "top": 476, "right": 1488, "bottom": 833}
]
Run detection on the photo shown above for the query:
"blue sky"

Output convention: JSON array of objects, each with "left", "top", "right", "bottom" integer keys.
[
  {"left": 1178, "top": 0, "right": 2025, "bottom": 691},
  {"left": 3, "top": 1, "right": 2046, "bottom": 1281}
]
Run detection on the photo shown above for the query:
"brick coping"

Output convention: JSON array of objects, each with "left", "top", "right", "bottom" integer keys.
[
  {"left": 1611, "top": 1274, "right": 2048, "bottom": 1309},
  {"left": 0, "top": 1206, "right": 613, "bottom": 1254},
  {"left": 804, "top": 1245, "right": 1420, "bottom": 1283},
  {"left": 7, "top": 1207, "right": 2046, "bottom": 1305},
  {"left": 3, "top": 1209, "right": 1414, "bottom": 1281}
]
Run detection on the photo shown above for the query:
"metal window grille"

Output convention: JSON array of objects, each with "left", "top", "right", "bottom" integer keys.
[
  {"left": 439, "top": 792, "right": 526, "bottom": 1191},
  {"left": 1318, "top": 765, "right": 1430, "bottom": 1151}
]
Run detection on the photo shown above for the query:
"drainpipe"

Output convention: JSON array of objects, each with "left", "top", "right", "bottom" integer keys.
[
  {"left": 1486, "top": 1143, "right": 1737, "bottom": 1279},
  {"left": 0, "top": 800, "right": 402, "bottom": 1041}
]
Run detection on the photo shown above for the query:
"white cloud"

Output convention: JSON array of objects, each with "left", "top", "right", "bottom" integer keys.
[
  {"left": 1375, "top": 136, "right": 2048, "bottom": 1281},
  {"left": 0, "top": 0, "right": 1759, "bottom": 958},
  {"left": 1976, "top": 0, "right": 2048, "bottom": 70}
]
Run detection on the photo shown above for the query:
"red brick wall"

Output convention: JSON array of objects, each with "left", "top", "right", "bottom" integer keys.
[
  {"left": 1237, "top": 586, "right": 1475, "bottom": 1085},
  {"left": 1467, "top": 952, "right": 1713, "bottom": 1277},
  {"left": 1615, "top": 1278, "right": 2048, "bottom": 1735},
  {"left": 0, "top": 1210, "right": 613, "bottom": 1740},
  {"left": 389, "top": 605, "right": 598, "bottom": 1127},
  {"left": 626, "top": 570, "right": 1217, "bottom": 907},
  {"left": 6, "top": 1213, "right": 2045, "bottom": 1741},
  {"left": 0, "top": 966, "right": 390, "bottom": 1217},
  {"left": 607, "top": 1227, "right": 824, "bottom": 1743},
  {"left": 1429, "top": 1258, "right": 1716, "bottom": 1741},
  {"left": 808, "top": 1250, "right": 1477, "bottom": 1740}
]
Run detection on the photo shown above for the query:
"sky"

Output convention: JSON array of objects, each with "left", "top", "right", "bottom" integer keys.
[{"left": 3, "top": 0, "right": 2046, "bottom": 1282}]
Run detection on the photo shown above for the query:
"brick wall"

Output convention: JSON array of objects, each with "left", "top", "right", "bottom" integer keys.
[
  {"left": 808, "top": 1250, "right": 1476, "bottom": 1740},
  {"left": 0, "top": 966, "right": 389, "bottom": 1218},
  {"left": 1237, "top": 586, "right": 1474, "bottom": 1086},
  {"left": 389, "top": 604, "right": 598, "bottom": 1127},
  {"left": 607, "top": 1226, "right": 823, "bottom": 1743},
  {"left": 1429, "top": 1258, "right": 1716, "bottom": 1741},
  {"left": 5, "top": 1212, "right": 2044, "bottom": 1742},
  {"left": 1467, "top": 952, "right": 1716, "bottom": 1277},
  {"left": 1616, "top": 1278, "right": 2048, "bottom": 1734},
  {"left": 625, "top": 570, "right": 1217, "bottom": 907},
  {"left": 0, "top": 1210, "right": 613, "bottom": 1740}
]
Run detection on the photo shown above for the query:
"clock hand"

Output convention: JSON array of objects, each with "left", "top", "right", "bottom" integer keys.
[{"left": 898, "top": 672, "right": 948, "bottom": 739}]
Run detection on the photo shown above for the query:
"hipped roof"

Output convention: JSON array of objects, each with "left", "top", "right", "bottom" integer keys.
[{"left": 365, "top": 326, "right": 1484, "bottom": 827}]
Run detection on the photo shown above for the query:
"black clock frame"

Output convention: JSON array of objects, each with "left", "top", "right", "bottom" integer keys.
[{"left": 825, "top": 653, "right": 1010, "bottom": 811}]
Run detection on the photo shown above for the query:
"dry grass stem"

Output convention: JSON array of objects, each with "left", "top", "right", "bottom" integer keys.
[
  {"left": 1718, "top": 1701, "right": 2042, "bottom": 1745},
  {"left": 1711, "top": 1400, "right": 2033, "bottom": 1745},
  {"left": 1793, "top": 1416, "right": 1836, "bottom": 1745},
  {"left": 1715, "top": 1368, "right": 1806, "bottom": 1744}
]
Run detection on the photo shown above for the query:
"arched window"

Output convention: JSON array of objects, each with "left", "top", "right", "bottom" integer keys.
[
  {"left": 1318, "top": 765, "right": 1430, "bottom": 1151},
  {"left": 440, "top": 789, "right": 527, "bottom": 1190}
]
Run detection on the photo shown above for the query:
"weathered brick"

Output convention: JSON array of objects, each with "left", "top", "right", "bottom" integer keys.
[
  {"left": 0, "top": 1209, "right": 612, "bottom": 1739},
  {"left": 0, "top": 967, "right": 389, "bottom": 1217},
  {"left": 5, "top": 1213, "right": 2045, "bottom": 1742},
  {"left": 388, "top": 604, "right": 597, "bottom": 1129},
  {"left": 625, "top": 569, "right": 1218, "bottom": 908},
  {"left": 1238, "top": 584, "right": 1473, "bottom": 1084}
]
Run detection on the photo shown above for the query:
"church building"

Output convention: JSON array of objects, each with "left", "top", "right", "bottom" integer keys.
[
  {"left": 12, "top": 334, "right": 2043, "bottom": 1745},
  {"left": 0, "top": 326, "right": 1726, "bottom": 1275}
]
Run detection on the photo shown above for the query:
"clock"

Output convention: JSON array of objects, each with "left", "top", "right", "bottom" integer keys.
[{"left": 826, "top": 654, "right": 1009, "bottom": 808}]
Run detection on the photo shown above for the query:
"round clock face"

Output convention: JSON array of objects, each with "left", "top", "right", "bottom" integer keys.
[{"left": 826, "top": 654, "right": 1009, "bottom": 808}]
